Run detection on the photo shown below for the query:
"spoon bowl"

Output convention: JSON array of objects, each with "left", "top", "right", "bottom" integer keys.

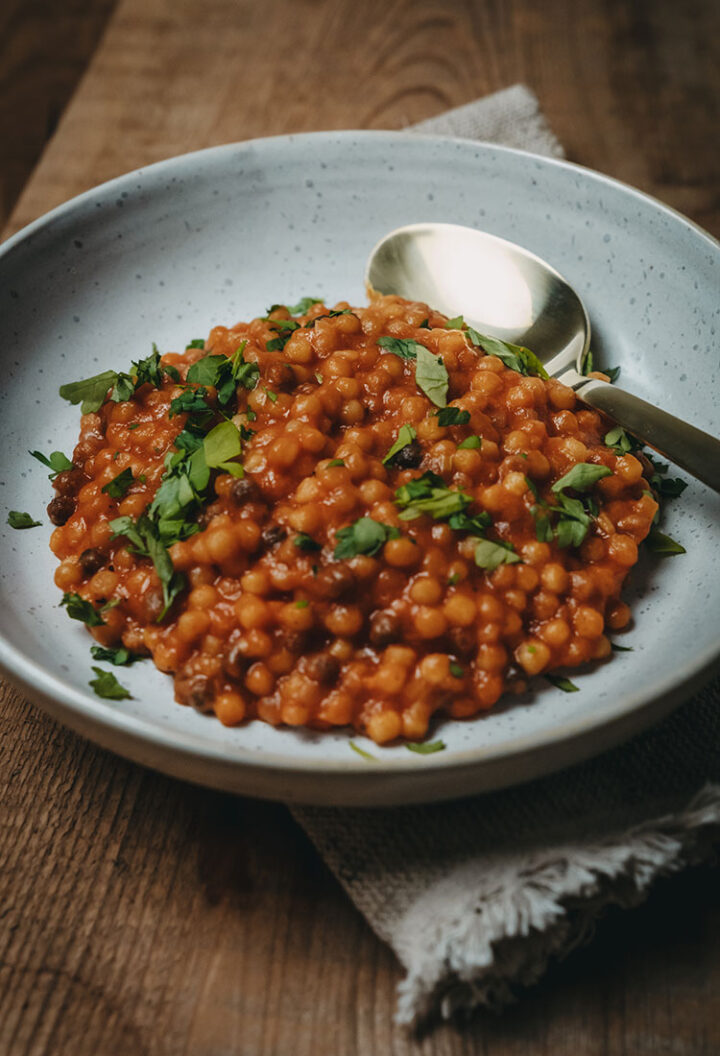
[{"left": 366, "top": 222, "right": 720, "bottom": 493}]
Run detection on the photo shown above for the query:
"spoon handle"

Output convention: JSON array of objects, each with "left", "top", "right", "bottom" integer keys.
[{"left": 569, "top": 375, "right": 720, "bottom": 493}]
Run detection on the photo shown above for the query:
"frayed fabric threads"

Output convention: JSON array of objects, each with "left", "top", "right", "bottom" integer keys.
[{"left": 392, "top": 785, "right": 720, "bottom": 1024}]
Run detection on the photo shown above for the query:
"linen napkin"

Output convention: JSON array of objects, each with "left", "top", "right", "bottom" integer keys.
[{"left": 291, "top": 84, "right": 720, "bottom": 1026}]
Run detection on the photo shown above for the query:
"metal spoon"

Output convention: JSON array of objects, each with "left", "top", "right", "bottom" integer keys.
[{"left": 366, "top": 222, "right": 720, "bottom": 493}]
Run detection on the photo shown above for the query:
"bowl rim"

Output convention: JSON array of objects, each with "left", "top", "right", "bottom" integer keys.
[{"left": 1, "top": 128, "right": 718, "bottom": 787}]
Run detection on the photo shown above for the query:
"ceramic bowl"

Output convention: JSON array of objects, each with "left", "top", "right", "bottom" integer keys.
[{"left": 1, "top": 132, "right": 718, "bottom": 805}]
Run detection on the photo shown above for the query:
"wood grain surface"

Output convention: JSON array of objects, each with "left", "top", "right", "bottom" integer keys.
[{"left": 1, "top": 0, "right": 719, "bottom": 1053}]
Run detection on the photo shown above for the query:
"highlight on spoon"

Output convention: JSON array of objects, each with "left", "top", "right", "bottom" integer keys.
[{"left": 366, "top": 222, "right": 589, "bottom": 373}]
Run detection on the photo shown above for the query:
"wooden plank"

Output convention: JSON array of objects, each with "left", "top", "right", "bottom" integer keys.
[
  {"left": 0, "top": 0, "right": 117, "bottom": 231},
  {"left": 1, "top": 0, "right": 719, "bottom": 1053}
]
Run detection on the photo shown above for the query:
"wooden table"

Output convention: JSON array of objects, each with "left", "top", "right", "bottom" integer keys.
[{"left": 2, "top": 1, "right": 719, "bottom": 1053}]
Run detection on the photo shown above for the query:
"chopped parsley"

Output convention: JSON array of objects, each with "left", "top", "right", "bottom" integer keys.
[
  {"left": 447, "top": 509, "right": 492, "bottom": 536},
  {"left": 528, "top": 463, "right": 613, "bottom": 550},
  {"left": 435, "top": 407, "right": 470, "bottom": 427},
  {"left": 645, "top": 528, "right": 686, "bottom": 555},
  {"left": 383, "top": 424, "right": 417, "bottom": 465},
  {"left": 304, "top": 309, "right": 353, "bottom": 329},
  {"left": 7, "top": 510, "right": 42, "bottom": 529},
  {"left": 449, "top": 662, "right": 464, "bottom": 678},
  {"left": 202, "top": 420, "right": 244, "bottom": 477},
  {"left": 377, "top": 337, "right": 449, "bottom": 406},
  {"left": 611, "top": 642, "right": 634, "bottom": 652},
  {"left": 264, "top": 388, "right": 278, "bottom": 403},
  {"left": 59, "top": 369, "right": 119, "bottom": 414},
  {"left": 90, "top": 644, "right": 144, "bottom": 666},
  {"left": 294, "top": 533, "right": 322, "bottom": 552},
  {"left": 89, "top": 667, "right": 131, "bottom": 700},
  {"left": 457, "top": 435, "right": 482, "bottom": 450},
  {"left": 415, "top": 345, "right": 449, "bottom": 407},
  {"left": 168, "top": 386, "right": 212, "bottom": 419},
  {"left": 60, "top": 347, "right": 183, "bottom": 415},
  {"left": 474, "top": 539, "right": 520, "bottom": 569},
  {"left": 101, "top": 467, "right": 135, "bottom": 500},
  {"left": 604, "top": 426, "right": 638, "bottom": 455},
  {"left": 186, "top": 339, "right": 205, "bottom": 349},
  {"left": 445, "top": 315, "right": 464, "bottom": 329},
  {"left": 545, "top": 674, "right": 580, "bottom": 693},
  {"left": 266, "top": 319, "right": 299, "bottom": 352},
  {"left": 60, "top": 592, "right": 105, "bottom": 626},
  {"left": 110, "top": 514, "right": 186, "bottom": 617},
  {"left": 406, "top": 740, "right": 446, "bottom": 754},
  {"left": 29, "top": 450, "right": 74, "bottom": 479},
  {"left": 394, "top": 471, "right": 471, "bottom": 521},
  {"left": 349, "top": 740, "right": 376, "bottom": 761},
  {"left": 184, "top": 342, "right": 258, "bottom": 406},
  {"left": 377, "top": 337, "right": 427, "bottom": 361},
  {"left": 551, "top": 463, "right": 613, "bottom": 494},
  {"left": 288, "top": 296, "right": 323, "bottom": 314},
  {"left": 333, "top": 517, "right": 401, "bottom": 560},
  {"left": 466, "top": 329, "right": 549, "bottom": 379},
  {"left": 327, "top": 459, "right": 345, "bottom": 468}
]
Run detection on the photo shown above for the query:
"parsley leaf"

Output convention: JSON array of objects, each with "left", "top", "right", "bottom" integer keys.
[
  {"left": 7, "top": 510, "right": 42, "bottom": 529},
  {"left": 60, "top": 592, "right": 105, "bottom": 625},
  {"left": 466, "top": 330, "right": 549, "bottom": 379},
  {"left": 304, "top": 309, "right": 353, "bottom": 329},
  {"left": 89, "top": 667, "right": 131, "bottom": 700},
  {"left": 445, "top": 316, "right": 464, "bottom": 329},
  {"left": 90, "top": 644, "right": 144, "bottom": 666},
  {"left": 333, "top": 517, "right": 401, "bottom": 559},
  {"left": 383, "top": 424, "right": 417, "bottom": 465},
  {"left": 101, "top": 467, "right": 135, "bottom": 500},
  {"left": 288, "top": 296, "right": 322, "bottom": 314},
  {"left": 349, "top": 740, "right": 376, "bottom": 761},
  {"left": 168, "top": 387, "right": 212, "bottom": 418},
  {"left": 377, "top": 336, "right": 424, "bottom": 360},
  {"left": 551, "top": 463, "right": 612, "bottom": 493},
  {"left": 203, "top": 420, "right": 243, "bottom": 477},
  {"left": 110, "top": 514, "right": 186, "bottom": 617},
  {"left": 59, "top": 370, "right": 119, "bottom": 414},
  {"left": 457, "top": 435, "right": 482, "bottom": 450},
  {"left": 394, "top": 471, "right": 471, "bottom": 521},
  {"left": 546, "top": 674, "right": 580, "bottom": 692},
  {"left": 186, "top": 354, "right": 228, "bottom": 387},
  {"left": 264, "top": 389, "right": 278, "bottom": 403},
  {"left": 29, "top": 450, "right": 74, "bottom": 479},
  {"left": 447, "top": 509, "right": 492, "bottom": 536},
  {"left": 474, "top": 539, "right": 520, "bottom": 569},
  {"left": 436, "top": 407, "right": 470, "bottom": 427},
  {"left": 185, "top": 343, "right": 258, "bottom": 406},
  {"left": 604, "top": 426, "right": 638, "bottom": 454},
  {"left": 377, "top": 338, "right": 448, "bottom": 406},
  {"left": 186, "top": 339, "right": 205, "bottom": 350},
  {"left": 133, "top": 344, "right": 176, "bottom": 388},
  {"left": 645, "top": 528, "right": 686, "bottom": 555},
  {"left": 405, "top": 740, "right": 446, "bottom": 754},
  {"left": 294, "top": 533, "right": 322, "bottom": 552},
  {"left": 415, "top": 346, "right": 448, "bottom": 407}
]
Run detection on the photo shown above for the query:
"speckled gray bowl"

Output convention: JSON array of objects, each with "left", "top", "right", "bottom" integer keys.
[{"left": 1, "top": 132, "right": 718, "bottom": 805}]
